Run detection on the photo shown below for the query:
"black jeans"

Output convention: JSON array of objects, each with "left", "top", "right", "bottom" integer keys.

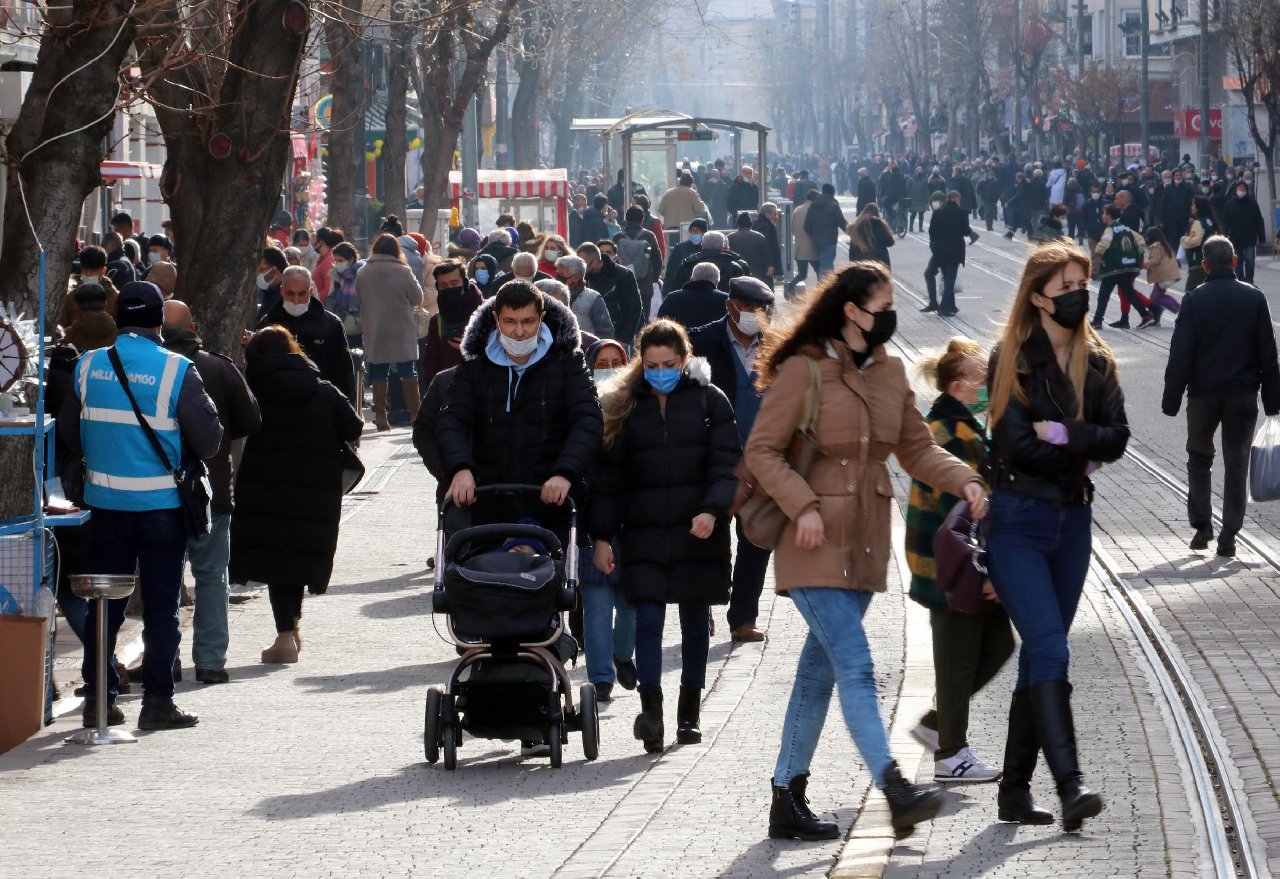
[
  {"left": 727, "top": 517, "right": 771, "bottom": 629},
  {"left": 268, "top": 582, "right": 305, "bottom": 633},
  {"left": 924, "top": 257, "right": 960, "bottom": 311},
  {"left": 83, "top": 508, "right": 187, "bottom": 704},
  {"left": 926, "top": 608, "right": 1015, "bottom": 758},
  {"left": 1093, "top": 273, "right": 1149, "bottom": 324},
  {"left": 1186, "top": 392, "right": 1258, "bottom": 542}
]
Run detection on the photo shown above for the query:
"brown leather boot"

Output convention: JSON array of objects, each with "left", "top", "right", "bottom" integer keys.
[
  {"left": 400, "top": 376, "right": 422, "bottom": 423},
  {"left": 371, "top": 381, "right": 390, "bottom": 431}
]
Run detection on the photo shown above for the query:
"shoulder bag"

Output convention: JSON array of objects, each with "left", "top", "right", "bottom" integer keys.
[
  {"left": 107, "top": 346, "right": 212, "bottom": 538},
  {"left": 933, "top": 499, "right": 988, "bottom": 614},
  {"left": 729, "top": 356, "right": 822, "bottom": 550}
]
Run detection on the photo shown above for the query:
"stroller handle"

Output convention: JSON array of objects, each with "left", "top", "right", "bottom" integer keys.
[{"left": 438, "top": 482, "right": 578, "bottom": 518}]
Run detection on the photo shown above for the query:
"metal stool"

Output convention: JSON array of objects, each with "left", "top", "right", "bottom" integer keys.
[{"left": 65, "top": 574, "right": 138, "bottom": 746}]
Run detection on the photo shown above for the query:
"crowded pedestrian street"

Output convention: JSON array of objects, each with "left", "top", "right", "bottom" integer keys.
[{"left": 3, "top": 220, "right": 1279, "bottom": 878}]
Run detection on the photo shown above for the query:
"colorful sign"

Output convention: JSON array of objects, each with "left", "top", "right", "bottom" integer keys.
[{"left": 313, "top": 95, "right": 333, "bottom": 131}]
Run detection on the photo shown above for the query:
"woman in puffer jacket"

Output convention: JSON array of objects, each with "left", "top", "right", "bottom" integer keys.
[{"left": 590, "top": 319, "right": 741, "bottom": 755}]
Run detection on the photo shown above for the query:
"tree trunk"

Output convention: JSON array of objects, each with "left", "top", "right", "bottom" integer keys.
[
  {"left": 510, "top": 51, "right": 540, "bottom": 169},
  {"left": 324, "top": 0, "right": 363, "bottom": 235},
  {"left": 0, "top": 1, "right": 137, "bottom": 519},
  {"left": 382, "top": 5, "right": 409, "bottom": 222},
  {"left": 138, "top": 0, "right": 307, "bottom": 360},
  {"left": 552, "top": 72, "right": 583, "bottom": 169},
  {"left": 416, "top": 113, "right": 462, "bottom": 242}
]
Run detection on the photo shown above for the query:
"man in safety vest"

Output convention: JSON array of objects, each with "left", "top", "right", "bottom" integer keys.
[{"left": 59, "top": 281, "right": 223, "bottom": 730}]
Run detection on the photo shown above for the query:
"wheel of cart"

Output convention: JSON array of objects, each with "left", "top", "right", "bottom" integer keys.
[
  {"left": 578, "top": 683, "right": 599, "bottom": 760},
  {"left": 424, "top": 686, "right": 442, "bottom": 763}
]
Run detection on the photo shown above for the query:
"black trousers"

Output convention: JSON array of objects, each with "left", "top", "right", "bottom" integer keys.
[
  {"left": 927, "top": 607, "right": 1015, "bottom": 758},
  {"left": 1186, "top": 392, "right": 1257, "bottom": 541},
  {"left": 727, "top": 517, "right": 771, "bottom": 628},
  {"left": 268, "top": 582, "right": 305, "bottom": 633}
]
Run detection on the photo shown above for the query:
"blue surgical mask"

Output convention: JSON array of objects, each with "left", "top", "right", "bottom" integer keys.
[
  {"left": 644, "top": 367, "right": 682, "bottom": 394},
  {"left": 688, "top": 233, "right": 703, "bottom": 246},
  {"left": 475, "top": 269, "right": 490, "bottom": 284}
]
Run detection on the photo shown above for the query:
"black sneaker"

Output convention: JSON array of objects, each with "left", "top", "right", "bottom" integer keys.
[
  {"left": 1108, "top": 318, "right": 1130, "bottom": 329},
  {"left": 82, "top": 701, "right": 125, "bottom": 728},
  {"left": 1189, "top": 527, "right": 1213, "bottom": 550},
  {"left": 594, "top": 681, "right": 614, "bottom": 703},
  {"left": 613, "top": 657, "right": 638, "bottom": 691},
  {"left": 196, "top": 668, "right": 230, "bottom": 684},
  {"left": 1136, "top": 317, "right": 1157, "bottom": 329},
  {"left": 919, "top": 303, "right": 938, "bottom": 313},
  {"left": 138, "top": 702, "right": 200, "bottom": 730},
  {"left": 1090, "top": 319, "right": 1104, "bottom": 329}
]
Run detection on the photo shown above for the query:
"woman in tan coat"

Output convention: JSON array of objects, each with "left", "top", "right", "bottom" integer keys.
[{"left": 745, "top": 261, "right": 987, "bottom": 842}]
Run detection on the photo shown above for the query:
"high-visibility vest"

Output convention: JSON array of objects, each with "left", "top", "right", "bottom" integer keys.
[{"left": 76, "top": 333, "right": 190, "bottom": 511}]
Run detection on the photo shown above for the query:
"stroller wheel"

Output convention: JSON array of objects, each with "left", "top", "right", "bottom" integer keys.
[
  {"left": 579, "top": 684, "right": 600, "bottom": 761},
  {"left": 424, "top": 687, "right": 442, "bottom": 764},
  {"left": 443, "top": 722, "right": 458, "bottom": 770},
  {"left": 548, "top": 722, "right": 563, "bottom": 768}
]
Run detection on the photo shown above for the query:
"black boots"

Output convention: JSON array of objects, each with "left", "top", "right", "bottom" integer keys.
[
  {"left": 676, "top": 686, "right": 702, "bottom": 744},
  {"left": 882, "top": 760, "right": 944, "bottom": 836},
  {"left": 768, "top": 774, "right": 840, "bottom": 840},
  {"left": 1030, "top": 680, "right": 1104, "bottom": 831},
  {"left": 997, "top": 690, "right": 1055, "bottom": 825},
  {"left": 634, "top": 686, "right": 664, "bottom": 754}
]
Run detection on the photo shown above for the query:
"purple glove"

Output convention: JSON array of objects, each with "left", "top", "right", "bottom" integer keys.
[{"left": 1042, "top": 421, "right": 1069, "bottom": 446}]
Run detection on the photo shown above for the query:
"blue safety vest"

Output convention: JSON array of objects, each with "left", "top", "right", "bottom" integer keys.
[{"left": 75, "top": 333, "right": 190, "bottom": 511}]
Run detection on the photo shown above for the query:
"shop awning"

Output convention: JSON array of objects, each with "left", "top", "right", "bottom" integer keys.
[
  {"left": 101, "top": 160, "right": 161, "bottom": 180},
  {"left": 449, "top": 169, "right": 569, "bottom": 199}
]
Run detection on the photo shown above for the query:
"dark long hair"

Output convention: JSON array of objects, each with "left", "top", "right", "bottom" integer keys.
[
  {"left": 755, "top": 260, "right": 890, "bottom": 390},
  {"left": 1191, "top": 195, "right": 1219, "bottom": 229}
]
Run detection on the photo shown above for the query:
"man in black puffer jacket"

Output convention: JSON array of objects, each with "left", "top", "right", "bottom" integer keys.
[
  {"left": 578, "top": 242, "right": 644, "bottom": 349},
  {"left": 436, "top": 281, "right": 602, "bottom": 534}
]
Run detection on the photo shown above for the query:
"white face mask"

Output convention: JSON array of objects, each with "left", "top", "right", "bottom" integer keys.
[
  {"left": 733, "top": 308, "right": 764, "bottom": 336},
  {"left": 282, "top": 299, "right": 310, "bottom": 317},
  {"left": 301, "top": 245, "right": 315, "bottom": 255},
  {"left": 256, "top": 272, "right": 273, "bottom": 291},
  {"left": 148, "top": 251, "right": 164, "bottom": 264},
  {"left": 499, "top": 330, "right": 540, "bottom": 358},
  {"left": 593, "top": 368, "right": 621, "bottom": 384},
  {"left": 332, "top": 261, "right": 350, "bottom": 274},
  {"left": 544, "top": 249, "right": 560, "bottom": 260}
]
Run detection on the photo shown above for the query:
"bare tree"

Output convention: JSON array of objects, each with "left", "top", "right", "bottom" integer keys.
[
  {"left": 381, "top": 0, "right": 411, "bottom": 219},
  {"left": 1223, "top": 0, "right": 1280, "bottom": 208},
  {"left": 1054, "top": 64, "right": 1137, "bottom": 157},
  {"left": 323, "top": 0, "right": 364, "bottom": 236}
]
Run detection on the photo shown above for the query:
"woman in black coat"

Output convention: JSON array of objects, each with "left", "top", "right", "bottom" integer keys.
[
  {"left": 591, "top": 318, "right": 741, "bottom": 753},
  {"left": 230, "top": 325, "right": 364, "bottom": 664}
]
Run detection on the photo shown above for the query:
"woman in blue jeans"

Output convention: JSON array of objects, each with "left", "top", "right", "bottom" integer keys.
[
  {"left": 591, "top": 320, "right": 741, "bottom": 753},
  {"left": 985, "top": 241, "right": 1129, "bottom": 831},
  {"left": 745, "top": 262, "right": 988, "bottom": 840}
]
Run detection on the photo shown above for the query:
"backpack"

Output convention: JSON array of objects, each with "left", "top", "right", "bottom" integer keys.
[
  {"left": 1102, "top": 223, "right": 1143, "bottom": 273},
  {"left": 616, "top": 232, "right": 652, "bottom": 282}
]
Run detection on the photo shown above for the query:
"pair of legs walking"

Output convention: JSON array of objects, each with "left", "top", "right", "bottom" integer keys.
[
  {"left": 633, "top": 600, "right": 708, "bottom": 752},
  {"left": 579, "top": 546, "right": 636, "bottom": 696},
  {"left": 923, "top": 257, "right": 960, "bottom": 314},
  {"left": 263, "top": 582, "right": 305, "bottom": 663},
  {"left": 1092, "top": 272, "right": 1151, "bottom": 327},
  {"left": 1186, "top": 393, "right": 1257, "bottom": 556}
]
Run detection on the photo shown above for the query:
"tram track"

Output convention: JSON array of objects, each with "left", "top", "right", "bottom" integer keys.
[{"left": 884, "top": 312, "right": 1265, "bottom": 878}]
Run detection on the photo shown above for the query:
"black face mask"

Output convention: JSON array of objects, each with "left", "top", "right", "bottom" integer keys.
[
  {"left": 1045, "top": 288, "right": 1089, "bottom": 329},
  {"left": 859, "top": 308, "right": 897, "bottom": 348}
]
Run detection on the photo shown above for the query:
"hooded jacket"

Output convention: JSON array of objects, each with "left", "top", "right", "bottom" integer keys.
[
  {"left": 435, "top": 294, "right": 603, "bottom": 496},
  {"left": 589, "top": 358, "right": 740, "bottom": 605},
  {"left": 584, "top": 254, "right": 643, "bottom": 349}
]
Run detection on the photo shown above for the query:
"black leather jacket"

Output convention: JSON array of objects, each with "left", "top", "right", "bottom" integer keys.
[{"left": 988, "top": 327, "right": 1129, "bottom": 506}]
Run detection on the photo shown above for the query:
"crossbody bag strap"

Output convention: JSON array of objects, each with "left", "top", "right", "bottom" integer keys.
[{"left": 107, "top": 345, "right": 179, "bottom": 479}]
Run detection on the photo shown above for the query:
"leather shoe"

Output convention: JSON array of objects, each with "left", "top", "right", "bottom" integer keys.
[
  {"left": 594, "top": 681, "right": 613, "bottom": 702},
  {"left": 196, "top": 668, "right": 230, "bottom": 684},
  {"left": 1216, "top": 540, "right": 1236, "bottom": 558},
  {"left": 919, "top": 303, "right": 938, "bottom": 313},
  {"left": 1189, "top": 527, "right": 1213, "bottom": 550},
  {"left": 82, "top": 701, "right": 125, "bottom": 728},
  {"left": 138, "top": 702, "right": 199, "bottom": 730},
  {"left": 613, "top": 657, "right": 638, "bottom": 690},
  {"left": 731, "top": 623, "right": 766, "bottom": 643}
]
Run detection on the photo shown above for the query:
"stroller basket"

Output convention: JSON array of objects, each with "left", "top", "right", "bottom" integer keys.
[{"left": 443, "top": 552, "right": 562, "bottom": 641}]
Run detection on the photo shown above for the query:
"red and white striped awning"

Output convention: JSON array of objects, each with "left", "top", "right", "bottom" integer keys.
[
  {"left": 449, "top": 168, "right": 569, "bottom": 199},
  {"left": 101, "top": 160, "right": 162, "bottom": 180}
]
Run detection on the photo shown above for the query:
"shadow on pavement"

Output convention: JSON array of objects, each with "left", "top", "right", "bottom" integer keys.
[
  {"left": 329, "top": 569, "right": 432, "bottom": 596},
  {"left": 292, "top": 661, "right": 458, "bottom": 695}
]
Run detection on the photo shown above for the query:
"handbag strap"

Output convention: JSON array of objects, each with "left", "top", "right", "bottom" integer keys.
[{"left": 106, "top": 345, "right": 180, "bottom": 479}]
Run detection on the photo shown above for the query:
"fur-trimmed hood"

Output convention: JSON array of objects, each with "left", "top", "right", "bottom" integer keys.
[{"left": 459, "top": 293, "right": 583, "bottom": 361}]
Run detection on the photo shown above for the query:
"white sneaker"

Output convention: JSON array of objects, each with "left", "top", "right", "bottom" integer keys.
[
  {"left": 910, "top": 722, "right": 940, "bottom": 753},
  {"left": 934, "top": 746, "right": 1001, "bottom": 783}
]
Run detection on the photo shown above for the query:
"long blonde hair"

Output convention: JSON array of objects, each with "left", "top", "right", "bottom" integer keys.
[
  {"left": 600, "top": 319, "right": 691, "bottom": 446},
  {"left": 988, "top": 241, "right": 1115, "bottom": 429}
]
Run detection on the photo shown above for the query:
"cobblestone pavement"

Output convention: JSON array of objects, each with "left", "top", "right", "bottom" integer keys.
[{"left": 3, "top": 233, "right": 1277, "bottom": 877}]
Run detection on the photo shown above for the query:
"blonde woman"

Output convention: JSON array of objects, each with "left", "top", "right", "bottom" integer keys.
[
  {"left": 590, "top": 319, "right": 740, "bottom": 754},
  {"left": 984, "top": 241, "right": 1129, "bottom": 831}
]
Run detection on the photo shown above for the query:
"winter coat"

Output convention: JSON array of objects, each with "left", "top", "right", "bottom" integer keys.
[
  {"left": 585, "top": 255, "right": 644, "bottom": 349},
  {"left": 657, "top": 280, "right": 729, "bottom": 331},
  {"left": 435, "top": 294, "right": 603, "bottom": 495},
  {"left": 666, "top": 248, "right": 749, "bottom": 297},
  {"left": 752, "top": 213, "right": 782, "bottom": 278},
  {"left": 905, "top": 393, "right": 987, "bottom": 610},
  {"left": 856, "top": 176, "right": 878, "bottom": 214},
  {"left": 1145, "top": 241, "right": 1180, "bottom": 286},
  {"left": 988, "top": 327, "right": 1129, "bottom": 507},
  {"left": 570, "top": 285, "right": 615, "bottom": 338},
  {"left": 62, "top": 276, "right": 120, "bottom": 328},
  {"left": 907, "top": 176, "right": 932, "bottom": 212},
  {"left": 64, "top": 311, "right": 118, "bottom": 353},
  {"left": 790, "top": 202, "right": 817, "bottom": 261},
  {"left": 569, "top": 208, "right": 608, "bottom": 248},
  {"left": 590, "top": 360, "right": 741, "bottom": 605},
  {"left": 726, "top": 177, "right": 760, "bottom": 217},
  {"left": 229, "top": 354, "right": 363, "bottom": 590},
  {"left": 656, "top": 185, "right": 710, "bottom": 229},
  {"left": 727, "top": 227, "right": 772, "bottom": 283},
  {"left": 663, "top": 240, "right": 701, "bottom": 293},
  {"left": 356, "top": 253, "right": 424, "bottom": 364},
  {"left": 743, "top": 342, "right": 982, "bottom": 594},
  {"left": 954, "top": 174, "right": 978, "bottom": 213},
  {"left": 163, "top": 329, "right": 261, "bottom": 516},
  {"left": 928, "top": 202, "right": 973, "bottom": 266},
  {"left": 847, "top": 218, "right": 894, "bottom": 266},
  {"left": 479, "top": 241, "right": 518, "bottom": 274},
  {"left": 1222, "top": 194, "right": 1267, "bottom": 249},
  {"left": 412, "top": 365, "right": 458, "bottom": 504},
  {"left": 803, "top": 193, "right": 849, "bottom": 250},
  {"left": 255, "top": 299, "right": 356, "bottom": 403}
]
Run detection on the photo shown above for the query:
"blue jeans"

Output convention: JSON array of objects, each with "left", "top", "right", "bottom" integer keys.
[
  {"left": 579, "top": 547, "right": 636, "bottom": 684},
  {"left": 187, "top": 512, "right": 231, "bottom": 672},
  {"left": 816, "top": 244, "right": 838, "bottom": 279},
  {"left": 984, "top": 492, "right": 1092, "bottom": 689},
  {"left": 366, "top": 359, "right": 418, "bottom": 382},
  {"left": 83, "top": 508, "right": 187, "bottom": 703},
  {"left": 774, "top": 588, "right": 893, "bottom": 788},
  {"left": 1235, "top": 245, "right": 1256, "bottom": 283},
  {"left": 635, "top": 600, "right": 708, "bottom": 691}
]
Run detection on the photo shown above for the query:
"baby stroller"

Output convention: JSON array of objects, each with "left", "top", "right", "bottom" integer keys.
[{"left": 424, "top": 484, "right": 599, "bottom": 769}]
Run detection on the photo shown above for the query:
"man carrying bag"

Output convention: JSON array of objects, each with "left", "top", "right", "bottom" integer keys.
[{"left": 59, "top": 281, "right": 224, "bottom": 730}]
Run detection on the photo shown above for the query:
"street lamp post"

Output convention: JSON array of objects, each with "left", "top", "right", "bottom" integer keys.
[
  {"left": 1198, "top": 0, "right": 1209, "bottom": 167},
  {"left": 1140, "top": 0, "right": 1150, "bottom": 165}
]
